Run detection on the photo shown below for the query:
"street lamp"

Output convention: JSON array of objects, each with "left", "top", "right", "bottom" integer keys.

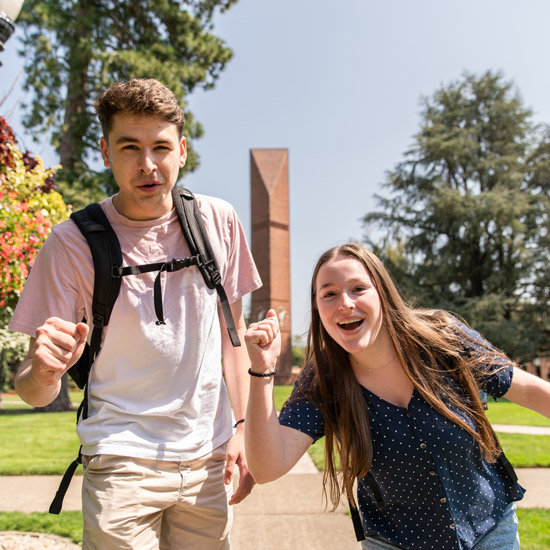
[{"left": 0, "top": 0, "right": 25, "bottom": 55}]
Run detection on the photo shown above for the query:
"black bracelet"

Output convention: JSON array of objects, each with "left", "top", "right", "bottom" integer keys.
[
  {"left": 248, "top": 367, "right": 277, "bottom": 378},
  {"left": 233, "top": 418, "right": 245, "bottom": 428}
]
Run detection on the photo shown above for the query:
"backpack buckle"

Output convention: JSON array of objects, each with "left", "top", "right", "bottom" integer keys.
[
  {"left": 166, "top": 258, "right": 193, "bottom": 272},
  {"left": 209, "top": 267, "right": 221, "bottom": 286},
  {"left": 197, "top": 256, "right": 221, "bottom": 286},
  {"left": 92, "top": 313, "right": 106, "bottom": 328}
]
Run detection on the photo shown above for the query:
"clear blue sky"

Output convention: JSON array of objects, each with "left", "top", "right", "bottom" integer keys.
[{"left": 2, "top": 0, "right": 550, "bottom": 339}]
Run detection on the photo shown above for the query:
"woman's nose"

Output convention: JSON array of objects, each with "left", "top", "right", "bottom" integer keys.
[{"left": 337, "top": 293, "right": 354, "bottom": 311}]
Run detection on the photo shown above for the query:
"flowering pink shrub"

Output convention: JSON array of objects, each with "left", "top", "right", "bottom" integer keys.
[{"left": 0, "top": 116, "right": 69, "bottom": 311}]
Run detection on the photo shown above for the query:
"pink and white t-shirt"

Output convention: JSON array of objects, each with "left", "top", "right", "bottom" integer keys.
[{"left": 10, "top": 194, "right": 261, "bottom": 461}]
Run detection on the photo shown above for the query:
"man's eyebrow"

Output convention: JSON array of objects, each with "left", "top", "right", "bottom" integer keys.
[
  {"left": 114, "top": 136, "right": 173, "bottom": 145},
  {"left": 115, "top": 136, "right": 140, "bottom": 144}
]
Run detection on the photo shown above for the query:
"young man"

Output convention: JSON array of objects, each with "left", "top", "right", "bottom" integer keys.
[{"left": 10, "top": 79, "right": 261, "bottom": 550}]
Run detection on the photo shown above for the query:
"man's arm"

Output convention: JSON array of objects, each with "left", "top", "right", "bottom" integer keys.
[
  {"left": 219, "top": 298, "right": 255, "bottom": 504},
  {"left": 14, "top": 317, "right": 88, "bottom": 407}
]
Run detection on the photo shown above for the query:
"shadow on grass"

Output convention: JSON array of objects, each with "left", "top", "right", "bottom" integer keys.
[
  {"left": 0, "top": 405, "right": 75, "bottom": 415},
  {"left": 0, "top": 408, "right": 39, "bottom": 415}
]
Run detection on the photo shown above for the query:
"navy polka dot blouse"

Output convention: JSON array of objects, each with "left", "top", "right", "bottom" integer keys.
[{"left": 278, "top": 324, "right": 525, "bottom": 550}]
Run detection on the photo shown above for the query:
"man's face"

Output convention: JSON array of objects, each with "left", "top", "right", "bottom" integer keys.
[{"left": 100, "top": 113, "right": 187, "bottom": 221}]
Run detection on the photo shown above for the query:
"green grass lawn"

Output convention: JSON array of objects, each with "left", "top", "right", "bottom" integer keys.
[
  {"left": 486, "top": 398, "right": 550, "bottom": 427},
  {"left": 1, "top": 391, "right": 83, "bottom": 408},
  {"left": 0, "top": 512, "right": 82, "bottom": 544},
  {"left": 517, "top": 509, "right": 550, "bottom": 550},
  {"left": 0, "top": 410, "right": 81, "bottom": 475},
  {"left": 497, "top": 433, "right": 550, "bottom": 467},
  {"left": 1, "top": 390, "right": 548, "bottom": 474},
  {"left": 273, "top": 385, "right": 293, "bottom": 410}
]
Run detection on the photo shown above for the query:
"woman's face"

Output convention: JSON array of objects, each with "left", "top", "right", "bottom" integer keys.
[{"left": 315, "top": 255, "right": 386, "bottom": 358}]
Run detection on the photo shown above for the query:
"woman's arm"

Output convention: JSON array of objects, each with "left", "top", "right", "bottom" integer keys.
[
  {"left": 503, "top": 366, "right": 550, "bottom": 418},
  {"left": 245, "top": 309, "right": 314, "bottom": 483}
]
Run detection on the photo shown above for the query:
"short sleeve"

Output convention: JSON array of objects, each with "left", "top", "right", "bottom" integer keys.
[
  {"left": 452, "top": 319, "right": 514, "bottom": 398},
  {"left": 195, "top": 195, "right": 261, "bottom": 303},
  {"left": 278, "top": 382, "right": 326, "bottom": 442},
  {"left": 9, "top": 220, "right": 91, "bottom": 337}
]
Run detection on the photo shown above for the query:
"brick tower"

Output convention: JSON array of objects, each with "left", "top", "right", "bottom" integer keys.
[{"left": 249, "top": 149, "right": 292, "bottom": 383}]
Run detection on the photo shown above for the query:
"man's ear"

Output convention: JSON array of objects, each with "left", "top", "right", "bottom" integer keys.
[
  {"left": 100, "top": 137, "right": 111, "bottom": 168},
  {"left": 179, "top": 137, "right": 187, "bottom": 168}
]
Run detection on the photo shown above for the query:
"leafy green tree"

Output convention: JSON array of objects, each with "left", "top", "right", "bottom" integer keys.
[
  {"left": 16, "top": 0, "right": 237, "bottom": 207},
  {"left": 291, "top": 338, "right": 306, "bottom": 368},
  {"left": 364, "top": 71, "right": 550, "bottom": 361}
]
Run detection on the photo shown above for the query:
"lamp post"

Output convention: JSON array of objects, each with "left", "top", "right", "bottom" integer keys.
[{"left": 0, "top": 0, "right": 25, "bottom": 60}]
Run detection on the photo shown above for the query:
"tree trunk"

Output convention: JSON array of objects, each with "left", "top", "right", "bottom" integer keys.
[
  {"left": 35, "top": 374, "right": 73, "bottom": 412},
  {"left": 58, "top": 0, "right": 93, "bottom": 172}
]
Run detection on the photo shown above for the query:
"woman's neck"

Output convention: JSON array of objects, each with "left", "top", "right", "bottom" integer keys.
[
  {"left": 349, "top": 327, "right": 398, "bottom": 373},
  {"left": 350, "top": 352, "right": 398, "bottom": 373}
]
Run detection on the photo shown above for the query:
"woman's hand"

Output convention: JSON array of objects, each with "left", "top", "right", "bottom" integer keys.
[{"left": 245, "top": 309, "right": 281, "bottom": 374}]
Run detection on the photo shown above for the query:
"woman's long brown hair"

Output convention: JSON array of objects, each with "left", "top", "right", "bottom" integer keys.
[{"left": 298, "top": 243, "right": 512, "bottom": 510}]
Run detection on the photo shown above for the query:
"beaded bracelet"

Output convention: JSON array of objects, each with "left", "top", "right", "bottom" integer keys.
[
  {"left": 248, "top": 367, "right": 277, "bottom": 378},
  {"left": 233, "top": 418, "right": 245, "bottom": 428}
]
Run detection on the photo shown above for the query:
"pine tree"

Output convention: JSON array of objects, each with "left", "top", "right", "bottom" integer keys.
[
  {"left": 364, "top": 71, "right": 550, "bottom": 360},
  {"left": 17, "top": 0, "right": 237, "bottom": 206}
]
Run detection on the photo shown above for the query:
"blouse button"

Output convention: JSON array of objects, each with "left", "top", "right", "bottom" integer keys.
[
  {"left": 406, "top": 412, "right": 412, "bottom": 418},
  {"left": 429, "top": 470, "right": 436, "bottom": 476},
  {"left": 420, "top": 443, "right": 427, "bottom": 449},
  {"left": 450, "top": 524, "right": 456, "bottom": 530},
  {"left": 440, "top": 497, "right": 447, "bottom": 503}
]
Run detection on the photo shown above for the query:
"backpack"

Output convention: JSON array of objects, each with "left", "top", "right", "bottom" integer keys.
[{"left": 49, "top": 187, "right": 240, "bottom": 514}]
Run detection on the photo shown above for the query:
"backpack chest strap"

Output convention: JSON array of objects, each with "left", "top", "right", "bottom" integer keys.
[
  {"left": 113, "top": 256, "right": 200, "bottom": 278},
  {"left": 113, "top": 256, "right": 202, "bottom": 326}
]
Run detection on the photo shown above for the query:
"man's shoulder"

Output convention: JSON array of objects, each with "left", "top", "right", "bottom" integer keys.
[
  {"left": 192, "top": 193, "right": 241, "bottom": 234},
  {"left": 193, "top": 192, "right": 236, "bottom": 215},
  {"left": 50, "top": 214, "right": 86, "bottom": 243}
]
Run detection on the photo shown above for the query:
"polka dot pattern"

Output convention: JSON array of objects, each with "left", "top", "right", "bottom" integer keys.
[{"left": 279, "top": 338, "right": 524, "bottom": 550}]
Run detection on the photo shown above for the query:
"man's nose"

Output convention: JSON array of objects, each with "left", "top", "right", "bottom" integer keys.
[{"left": 139, "top": 150, "right": 157, "bottom": 174}]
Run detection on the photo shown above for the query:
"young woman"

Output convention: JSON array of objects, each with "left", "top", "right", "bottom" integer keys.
[{"left": 244, "top": 243, "right": 550, "bottom": 550}]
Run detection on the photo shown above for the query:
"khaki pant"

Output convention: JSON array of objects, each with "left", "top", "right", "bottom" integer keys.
[{"left": 81, "top": 445, "right": 232, "bottom": 550}]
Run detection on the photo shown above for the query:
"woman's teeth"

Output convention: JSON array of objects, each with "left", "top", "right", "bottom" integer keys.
[{"left": 339, "top": 319, "right": 363, "bottom": 331}]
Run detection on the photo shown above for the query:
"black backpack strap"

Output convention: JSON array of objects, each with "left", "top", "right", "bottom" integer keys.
[
  {"left": 498, "top": 451, "right": 519, "bottom": 484},
  {"left": 49, "top": 447, "right": 83, "bottom": 514},
  {"left": 52, "top": 204, "right": 123, "bottom": 514},
  {"left": 348, "top": 494, "right": 366, "bottom": 542},
  {"left": 172, "top": 188, "right": 241, "bottom": 347},
  {"left": 367, "top": 472, "right": 385, "bottom": 510},
  {"left": 69, "top": 203, "right": 123, "bottom": 370},
  {"left": 348, "top": 472, "right": 385, "bottom": 542}
]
